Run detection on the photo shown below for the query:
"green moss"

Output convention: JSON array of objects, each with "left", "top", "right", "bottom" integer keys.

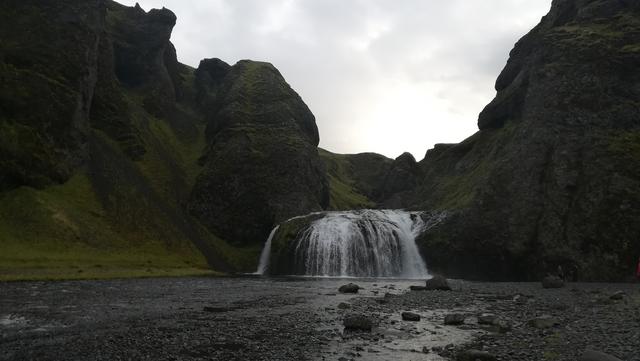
[
  {"left": 608, "top": 131, "right": 640, "bottom": 166},
  {"left": 0, "top": 267, "right": 219, "bottom": 282},
  {"left": 327, "top": 175, "right": 375, "bottom": 210},
  {"left": 319, "top": 148, "right": 376, "bottom": 210},
  {"left": 267, "top": 214, "right": 324, "bottom": 273},
  {"left": 215, "top": 241, "right": 262, "bottom": 272},
  {"left": 554, "top": 23, "right": 624, "bottom": 38},
  {"left": 433, "top": 158, "right": 490, "bottom": 210},
  {"left": 137, "top": 113, "right": 205, "bottom": 200},
  {"left": 0, "top": 173, "right": 214, "bottom": 280},
  {"left": 621, "top": 44, "right": 640, "bottom": 53}
]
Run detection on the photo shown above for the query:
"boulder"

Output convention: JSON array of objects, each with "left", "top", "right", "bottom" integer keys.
[
  {"left": 528, "top": 315, "right": 560, "bottom": 329},
  {"left": 542, "top": 276, "right": 565, "bottom": 289},
  {"left": 444, "top": 313, "right": 466, "bottom": 325},
  {"left": 338, "top": 283, "right": 360, "bottom": 294},
  {"left": 609, "top": 291, "right": 625, "bottom": 300},
  {"left": 457, "top": 350, "right": 497, "bottom": 361},
  {"left": 580, "top": 350, "right": 623, "bottom": 361},
  {"left": 343, "top": 314, "right": 373, "bottom": 332},
  {"left": 401, "top": 312, "right": 421, "bottom": 321},
  {"left": 477, "top": 314, "right": 511, "bottom": 332},
  {"left": 425, "top": 275, "right": 452, "bottom": 291}
]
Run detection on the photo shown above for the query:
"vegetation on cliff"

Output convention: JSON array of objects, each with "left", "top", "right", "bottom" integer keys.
[
  {"left": 1, "top": 0, "right": 638, "bottom": 282},
  {"left": 411, "top": 0, "right": 640, "bottom": 281}
]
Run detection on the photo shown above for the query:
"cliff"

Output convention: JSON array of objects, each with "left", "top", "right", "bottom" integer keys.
[
  {"left": 410, "top": 0, "right": 640, "bottom": 281},
  {"left": 0, "top": 0, "right": 327, "bottom": 278}
]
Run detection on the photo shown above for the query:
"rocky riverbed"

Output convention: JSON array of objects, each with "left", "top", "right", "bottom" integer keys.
[{"left": 0, "top": 277, "right": 638, "bottom": 361}]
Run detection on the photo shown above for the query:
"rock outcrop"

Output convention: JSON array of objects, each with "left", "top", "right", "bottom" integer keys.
[
  {"left": 411, "top": 0, "right": 640, "bottom": 281},
  {"left": 0, "top": 0, "right": 104, "bottom": 190},
  {"left": 2, "top": 0, "right": 639, "bottom": 281},
  {"left": 188, "top": 60, "right": 329, "bottom": 245},
  {"left": 1, "top": 0, "right": 331, "bottom": 274}
]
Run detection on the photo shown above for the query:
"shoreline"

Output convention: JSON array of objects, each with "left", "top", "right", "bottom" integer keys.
[
  {"left": 0, "top": 267, "right": 223, "bottom": 282},
  {"left": 1, "top": 277, "right": 638, "bottom": 360}
]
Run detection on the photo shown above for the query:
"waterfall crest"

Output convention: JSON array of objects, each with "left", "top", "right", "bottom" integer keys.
[{"left": 256, "top": 209, "right": 445, "bottom": 278}]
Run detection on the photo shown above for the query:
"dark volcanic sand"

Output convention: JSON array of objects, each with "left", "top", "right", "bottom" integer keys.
[{"left": 0, "top": 277, "right": 638, "bottom": 361}]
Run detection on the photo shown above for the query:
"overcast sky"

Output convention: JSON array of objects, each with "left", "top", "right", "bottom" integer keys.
[{"left": 121, "top": 0, "right": 551, "bottom": 159}]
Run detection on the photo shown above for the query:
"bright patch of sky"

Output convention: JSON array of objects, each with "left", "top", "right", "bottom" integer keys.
[{"left": 120, "top": 0, "right": 551, "bottom": 159}]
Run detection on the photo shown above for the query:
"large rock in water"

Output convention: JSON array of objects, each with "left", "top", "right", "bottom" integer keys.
[
  {"left": 413, "top": 0, "right": 640, "bottom": 281},
  {"left": 188, "top": 60, "right": 329, "bottom": 245}
]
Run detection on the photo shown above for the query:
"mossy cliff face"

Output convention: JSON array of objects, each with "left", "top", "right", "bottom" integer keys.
[
  {"left": 319, "top": 149, "right": 388, "bottom": 210},
  {"left": 318, "top": 149, "right": 422, "bottom": 210},
  {"left": 188, "top": 60, "right": 329, "bottom": 246},
  {"left": 0, "top": 0, "right": 268, "bottom": 278},
  {"left": 409, "top": 0, "right": 640, "bottom": 281},
  {"left": 0, "top": 0, "right": 104, "bottom": 190}
]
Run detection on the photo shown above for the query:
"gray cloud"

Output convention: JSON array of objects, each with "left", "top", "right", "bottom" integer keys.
[{"left": 121, "top": 0, "right": 551, "bottom": 159}]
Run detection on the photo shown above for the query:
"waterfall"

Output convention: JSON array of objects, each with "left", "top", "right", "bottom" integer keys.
[
  {"left": 256, "top": 209, "right": 445, "bottom": 278},
  {"left": 256, "top": 225, "right": 279, "bottom": 275}
]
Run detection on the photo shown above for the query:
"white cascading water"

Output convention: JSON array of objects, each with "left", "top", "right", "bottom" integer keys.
[
  {"left": 255, "top": 225, "right": 279, "bottom": 275},
  {"left": 256, "top": 209, "right": 446, "bottom": 278}
]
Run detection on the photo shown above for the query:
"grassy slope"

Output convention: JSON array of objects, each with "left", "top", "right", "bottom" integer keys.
[
  {"left": 0, "top": 173, "right": 217, "bottom": 281},
  {"left": 318, "top": 148, "right": 376, "bottom": 210},
  {"left": 0, "top": 66, "right": 260, "bottom": 281}
]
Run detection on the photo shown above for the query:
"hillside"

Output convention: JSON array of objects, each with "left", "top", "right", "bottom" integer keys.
[
  {"left": 0, "top": 0, "right": 326, "bottom": 279},
  {"left": 410, "top": 0, "right": 640, "bottom": 281},
  {"left": 1, "top": 0, "right": 639, "bottom": 282}
]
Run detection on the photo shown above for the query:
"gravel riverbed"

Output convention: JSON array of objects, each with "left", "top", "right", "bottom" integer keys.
[{"left": 0, "top": 277, "right": 638, "bottom": 361}]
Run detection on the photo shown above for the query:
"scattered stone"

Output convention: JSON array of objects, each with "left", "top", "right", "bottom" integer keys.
[
  {"left": 422, "top": 346, "right": 430, "bottom": 353},
  {"left": 493, "top": 319, "right": 512, "bottom": 333},
  {"left": 528, "top": 315, "right": 560, "bottom": 329},
  {"left": 425, "top": 275, "right": 452, "bottom": 291},
  {"left": 343, "top": 314, "right": 373, "bottom": 332},
  {"left": 401, "top": 312, "right": 420, "bottom": 321},
  {"left": 203, "top": 306, "right": 234, "bottom": 313},
  {"left": 580, "top": 350, "right": 623, "bottom": 361},
  {"left": 410, "top": 285, "right": 427, "bottom": 291},
  {"left": 609, "top": 291, "right": 625, "bottom": 300},
  {"left": 457, "top": 349, "right": 497, "bottom": 361},
  {"left": 338, "top": 302, "right": 351, "bottom": 309},
  {"left": 477, "top": 313, "right": 497, "bottom": 325},
  {"left": 339, "top": 283, "right": 360, "bottom": 294},
  {"left": 513, "top": 294, "right": 529, "bottom": 304},
  {"left": 444, "top": 313, "right": 466, "bottom": 325},
  {"left": 542, "top": 276, "right": 565, "bottom": 289}
]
